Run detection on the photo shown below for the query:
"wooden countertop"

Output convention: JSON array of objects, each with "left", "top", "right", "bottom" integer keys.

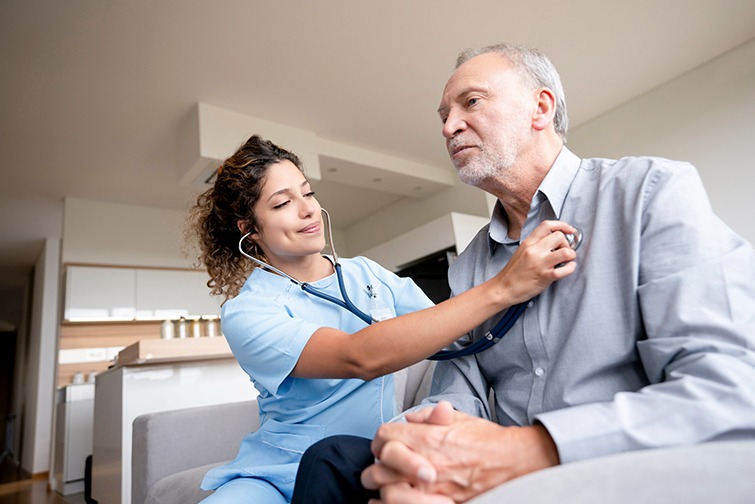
[{"left": 116, "top": 337, "right": 234, "bottom": 366}]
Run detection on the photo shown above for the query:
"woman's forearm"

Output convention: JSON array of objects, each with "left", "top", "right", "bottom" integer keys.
[{"left": 293, "top": 220, "right": 576, "bottom": 379}]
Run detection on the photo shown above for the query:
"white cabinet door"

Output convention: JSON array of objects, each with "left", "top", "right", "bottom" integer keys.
[
  {"left": 64, "top": 266, "right": 220, "bottom": 321},
  {"left": 134, "top": 269, "right": 221, "bottom": 319},
  {"left": 64, "top": 266, "right": 136, "bottom": 320}
]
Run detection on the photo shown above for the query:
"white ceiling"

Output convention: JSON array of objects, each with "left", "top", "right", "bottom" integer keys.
[{"left": 2, "top": 0, "right": 755, "bottom": 295}]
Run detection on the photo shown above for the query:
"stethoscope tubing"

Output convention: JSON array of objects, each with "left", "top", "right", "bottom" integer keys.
[
  {"left": 428, "top": 300, "right": 528, "bottom": 360},
  {"left": 238, "top": 209, "right": 374, "bottom": 326},
  {"left": 238, "top": 210, "right": 581, "bottom": 362},
  {"left": 301, "top": 263, "right": 374, "bottom": 325}
]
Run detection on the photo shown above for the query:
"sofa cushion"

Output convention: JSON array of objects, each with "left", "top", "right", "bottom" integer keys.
[{"left": 145, "top": 461, "right": 221, "bottom": 504}]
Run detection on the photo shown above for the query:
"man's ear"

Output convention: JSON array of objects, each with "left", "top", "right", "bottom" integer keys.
[{"left": 532, "top": 87, "right": 556, "bottom": 132}]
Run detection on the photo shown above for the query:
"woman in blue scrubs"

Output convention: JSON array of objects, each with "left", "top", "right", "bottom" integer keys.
[{"left": 187, "top": 135, "right": 577, "bottom": 503}]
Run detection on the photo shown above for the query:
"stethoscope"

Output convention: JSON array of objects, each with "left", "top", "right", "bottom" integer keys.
[
  {"left": 238, "top": 209, "right": 374, "bottom": 326},
  {"left": 238, "top": 209, "right": 583, "bottom": 361},
  {"left": 430, "top": 228, "right": 582, "bottom": 361}
]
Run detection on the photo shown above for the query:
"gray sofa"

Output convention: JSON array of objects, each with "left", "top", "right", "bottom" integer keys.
[
  {"left": 132, "top": 360, "right": 755, "bottom": 503},
  {"left": 132, "top": 399, "right": 259, "bottom": 504},
  {"left": 132, "top": 360, "right": 436, "bottom": 504}
]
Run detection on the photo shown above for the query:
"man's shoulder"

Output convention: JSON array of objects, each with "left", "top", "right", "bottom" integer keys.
[
  {"left": 580, "top": 154, "right": 695, "bottom": 177},
  {"left": 578, "top": 155, "right": 698, "bottom": 196}
]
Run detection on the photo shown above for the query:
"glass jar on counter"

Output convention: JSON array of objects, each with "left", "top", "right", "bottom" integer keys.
[
  {"left": 205, "top": 317, "right": 219, "bottom": 338},
  {"left": 175, "top": 317, "right": 189, "bottom": 339},
  {"left": 191, "top": 318, "right": 202, "bottom": 338},
  {"left": 160, "top": 319, "right": 175, "bottom": 339}
]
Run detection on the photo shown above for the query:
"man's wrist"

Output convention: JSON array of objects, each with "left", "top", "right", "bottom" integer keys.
[{"left": 530, "top": 424, "right": 560, "bottom": 467}]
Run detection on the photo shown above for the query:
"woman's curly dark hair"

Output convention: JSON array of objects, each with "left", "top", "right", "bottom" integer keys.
[{"left": 187, "top": 135, "right": 303, "bottom": 301}]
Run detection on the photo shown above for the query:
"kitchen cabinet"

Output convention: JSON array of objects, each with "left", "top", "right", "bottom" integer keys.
[
  {"left": 52, "top": 383, "right": 95, "bottom": 495},
  {"left": 135, "top": 268, "right": 220, "bottom": 319},
  {"left": 64, "top": 265, "right": 220, "bottom": 321},
  {"left": 91, "top": 340, "right": 252, "bottom": 504},
  {"left": 64, "top": 266, "right": 136, "bottom": 320}
]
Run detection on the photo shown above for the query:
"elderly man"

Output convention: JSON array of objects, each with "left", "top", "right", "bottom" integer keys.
[{"left": 291, "top": 43, "right": 755, "bottom": 503}]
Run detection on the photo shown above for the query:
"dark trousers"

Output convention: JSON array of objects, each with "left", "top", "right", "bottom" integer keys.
[{"left": 292, "top": 435, "right": 378, "bottom": 504}]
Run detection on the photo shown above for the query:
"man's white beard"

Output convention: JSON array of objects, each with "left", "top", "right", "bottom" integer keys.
[{"left": 456, "top": 130, "right": 522, "bottom": 187}]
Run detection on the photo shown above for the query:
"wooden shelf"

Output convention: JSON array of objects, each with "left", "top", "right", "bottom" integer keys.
[
  {"left": 59, "top": 320, "right": 161, "bottom": 348},
  {"left": 57, "top": 321, "right": 163, "bottom": 387},
  {"left": 58, "top": 362, "right": 112, "bottom": 387},
  {"left": 116, "top": 337, "right": 233, "bottom": 366}
]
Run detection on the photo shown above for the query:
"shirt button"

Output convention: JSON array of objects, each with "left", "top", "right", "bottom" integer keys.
[
  {"left": 527, "top": 301, "right": 534, "bottom": 308},
  {"left": 534, "top": 367, "right": 545, "bottom": 377}
]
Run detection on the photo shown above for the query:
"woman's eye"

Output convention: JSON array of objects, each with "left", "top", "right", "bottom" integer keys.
[
  {"left": 305, "top": 191, "right": 316, "bottom": 198},
  {"left": 273, "top": 200, "right": 290, "bottom": 210}
]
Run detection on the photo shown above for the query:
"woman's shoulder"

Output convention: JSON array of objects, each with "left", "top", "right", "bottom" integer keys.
[
  {"left": 341, "top": 256, "right": 392, "bottom": 277},
  {"left": 221, "top": 269, "right": 290, "bottom": 314}
]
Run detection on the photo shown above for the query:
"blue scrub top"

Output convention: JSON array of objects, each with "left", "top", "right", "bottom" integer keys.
[{"left": 201, "top": 256, "right": 433, "bottom": 499}]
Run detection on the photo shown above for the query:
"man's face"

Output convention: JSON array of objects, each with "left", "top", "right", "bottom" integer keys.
[{"left": 438, "top": 53, "right": 535, "bottom": 186}]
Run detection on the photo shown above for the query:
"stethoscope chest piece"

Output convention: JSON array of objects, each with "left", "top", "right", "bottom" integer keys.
[
  {"left": 430, "top": 226, "right": 584, "bottom": 361},
  {"left": 565, "top": 228, "right": 583, "bottom": 251}
]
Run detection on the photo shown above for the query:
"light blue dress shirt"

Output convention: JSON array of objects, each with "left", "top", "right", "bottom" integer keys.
[
  {"left": 427, "top": 147, "right": 755, "bottom": 463},
  {"left": 201, "top": 256, "right": 433, "bottom": 501}
]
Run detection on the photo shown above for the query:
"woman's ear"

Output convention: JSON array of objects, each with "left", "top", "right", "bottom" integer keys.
[{"left": 238, "top": 220, "right": 260, "bottom": 241}]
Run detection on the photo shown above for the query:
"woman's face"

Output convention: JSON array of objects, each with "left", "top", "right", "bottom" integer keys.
[{"left": 250, "top": 160, "right": 325, "bottom": 267}]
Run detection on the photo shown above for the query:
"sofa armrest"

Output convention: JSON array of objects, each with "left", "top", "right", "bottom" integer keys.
[
  {"left": 468, "top": 440, "right": 755, "bottom": 504},
  {"left": 393, "top": 360, "right": 436, "bottom": 411},
  {"left": 132, "top": 400, "right": 259, "bottom": 504}
]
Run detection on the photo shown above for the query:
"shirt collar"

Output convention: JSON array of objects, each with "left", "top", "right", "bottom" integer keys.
[
  {"left": 537, "top": 146, "right": 581, "bottom": 220},
  {"left": 487, "top": 147, "right": 582, "bottom": 253}
]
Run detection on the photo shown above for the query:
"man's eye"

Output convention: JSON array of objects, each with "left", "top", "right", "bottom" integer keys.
[{"left": 467, "top": 97, "right": 478, "bottom": 107}]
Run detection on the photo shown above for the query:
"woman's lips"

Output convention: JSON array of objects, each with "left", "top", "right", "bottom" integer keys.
[{"left": 300, "top": 222, "right": 321, "bottom": 234}]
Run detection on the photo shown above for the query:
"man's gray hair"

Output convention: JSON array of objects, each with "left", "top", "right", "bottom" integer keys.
[{"left": 456, "top": 43, "right": 568, "bottom": 141}]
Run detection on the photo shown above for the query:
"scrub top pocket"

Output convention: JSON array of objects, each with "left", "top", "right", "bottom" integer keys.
[
  {"left": 258, "top": 418, "right": 325, "bottom": 455},
  {"left": 237, "top": 419, "right": 325, "bottom": 484}
]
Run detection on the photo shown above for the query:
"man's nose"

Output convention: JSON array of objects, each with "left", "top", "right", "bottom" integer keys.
[{"left": 442, "top": 110, "right": 466, "bottom": 139}]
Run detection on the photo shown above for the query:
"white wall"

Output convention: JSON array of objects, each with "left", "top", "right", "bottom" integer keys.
[
  {"left": 361, "top": 213, "right": 489, "bottom": 271},
  {"left": 345, "top": 180, "right": 488, "bottom": 257},
  {"left": 62, "top": 198, "right": 193, "bottom": 267},
  {"left": 568, "top": 38, "right": 755, "bottom": 245},
  {"left": 21, "top": 238, "right": 60, "bottom": 474}
]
